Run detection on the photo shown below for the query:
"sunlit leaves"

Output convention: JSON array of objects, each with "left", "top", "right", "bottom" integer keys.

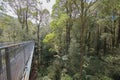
[
  {"left": 50, "top": 13, "right": 68, "bottom": 31},
  {"left": 43, "top": 33, "right": 55, "bottom": 43}
]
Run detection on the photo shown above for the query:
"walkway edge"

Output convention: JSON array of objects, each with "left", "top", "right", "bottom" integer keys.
[{"left": 22, "top": 42, "right": 35, "bottom": 80}]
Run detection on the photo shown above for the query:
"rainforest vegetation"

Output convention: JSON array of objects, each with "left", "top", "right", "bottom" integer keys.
[{"left": 0, "top": 0, "right": 120, "bottom": 80}]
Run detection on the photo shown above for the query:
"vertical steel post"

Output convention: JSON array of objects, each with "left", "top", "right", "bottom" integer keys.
[
  {"left": 0, "top": 50, "right": 2, "bottom": 72},
  {"left": 23, "top": 44, "right": 26, "bottom": 66},
  {"left": 5, "top": 48, "right": 12, "bottom": 80}
]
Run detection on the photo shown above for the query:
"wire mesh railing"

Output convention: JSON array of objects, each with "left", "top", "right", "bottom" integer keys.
[{"left": 0, "top": 41, "right": 34, "bottom": 80}]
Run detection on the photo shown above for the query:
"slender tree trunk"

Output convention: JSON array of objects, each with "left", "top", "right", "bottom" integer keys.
[
  {"left": 87, "top": 32, "right": 91, "bottom": 52},
  {"left": 66, "top": 22, "right": 70, "bottom": 54},
  {"left": 25, "top": 15, "right": 29, "bottom": 34},
  {"left": 65, "top": 1, "right": 72, "bottom": 55},
  {"left": 25, "top": 10, "right": 29, "bottom": 34},
  {"left": 80, "top": 0, "right": 85, "bottom": 79},
  {"left": 112, "top": 20, "right": 116, "bottom": 47},
  {"left": 25, "top": 0, "right": 29, "bottom": 34},
  {"left": 37, "top": 24, "right": 40, "bottom": 69},
  {"left": 96, "top": 25, "right": 100, "bottom": 56},
  {"left": 103, "top": 26, "right": 107, "bottom": 55},
  {"left": 117, "top": 17, "right": 120, "bottom": 47},
  {"left": 37, "top": 25, "right": 40, "bottom": 46},
  {"left": 66, "top": 21, "right": 72, "bottom": 55}
]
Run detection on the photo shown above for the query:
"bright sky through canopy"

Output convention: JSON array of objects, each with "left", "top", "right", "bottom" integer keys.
[
  {"left": 40, "top": 0, "right": 56, "bottom": 14},
  {"left": 0, "top": 0, "right": 56, "bottom": 16}
]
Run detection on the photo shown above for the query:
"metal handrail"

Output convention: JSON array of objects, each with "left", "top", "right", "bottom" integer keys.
[{"left": 0, "top": 41, "right": 33, "bottom": 49}]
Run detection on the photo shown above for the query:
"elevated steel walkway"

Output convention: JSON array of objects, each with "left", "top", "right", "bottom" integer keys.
[{"left": 0, "top": 41, "right": 35, "bottom": 80}]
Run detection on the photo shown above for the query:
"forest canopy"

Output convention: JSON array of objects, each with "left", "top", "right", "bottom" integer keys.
[{"left": 0, "top": 0, "right": 120, "bottom": 80}]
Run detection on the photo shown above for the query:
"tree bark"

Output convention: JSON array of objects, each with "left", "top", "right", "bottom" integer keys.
[
  {"left": 117, "top": 17, "right": 120, "bottom": 46},
  {"left": 25, "top": 0, "right": 29, "bottom": 34},
  {"left": 103, "top": 26, "right": 107, "bottom": 55},
  {"left": 112, "top": 20, "right": 116, "bottom": 47},
  {"left": 79, "top": 0, "right": 85, "bottom": 79},
  {"left": 65, "top": 1, "right": 72, "bottom": 55}
]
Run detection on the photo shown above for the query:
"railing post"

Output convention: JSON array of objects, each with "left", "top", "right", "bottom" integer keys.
[
  {"left": 23, "top": 44, "right": 26, "bottom": 66},
  {"left": 0, "top": 50, "right": 2, "bottom": 72},
  {"left": 5, "top": 48, "right": 12, "bottom": 80}
]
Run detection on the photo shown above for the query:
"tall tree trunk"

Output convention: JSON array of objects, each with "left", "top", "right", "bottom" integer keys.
[
  {"left": 25, "top": 13, "right": 29, "bottom": 34},
  {"left": 117, "top": 17, "right": 120, "bottom": 47},
  {"left": 66, "top": 21, "right": 72, "bottom": 54},
  {"left": 103, "top": 26, "right": 107, "bottom": 55},
  {"left": 87, "top": 32, "right": 91, "bottom": 52},
  {"left": 37, "top": 24, "right": 40, "bottom": 69},
  {"left": 65, "top": 1, "right": 72, "bottom": 55},
  {"left": 112, "top": 20, "right": 116, "bottom": 47},
  {"left": 66, "top": 22, "right": 70, "bottom": 54},
  {"left": 25, "top": 0, "right": 29, "bottom": 34},
  {"left": 96, "top": 25, "right": 100, "bottom": 56},
  {"left": 80, "top": 0, "right": 85, "bottom": 79}
]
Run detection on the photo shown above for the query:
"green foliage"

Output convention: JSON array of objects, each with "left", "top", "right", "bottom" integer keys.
[
  {"left": 0, "top": 13, "right": 36, "bottom": 42},
  {"left": 42, "top": 76, "right": 51, "bottom": 80},
  {"left": 85, "top": 75, "right": 113, "bottom": 80},
  {"left": 98, "top": 75, "right": 113, "bottom": 80},
  {"left": 61, "top": 74, "right": 72, "bottom": 80},
  {"left": 43, "top": 33, "right": 55, "bottom": 43},
  {"left": 39, "top": 0, "right": 120, "bottom": 80},
  {"left": 1, "top": 0, "right": 118, "bottom": 80}
]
